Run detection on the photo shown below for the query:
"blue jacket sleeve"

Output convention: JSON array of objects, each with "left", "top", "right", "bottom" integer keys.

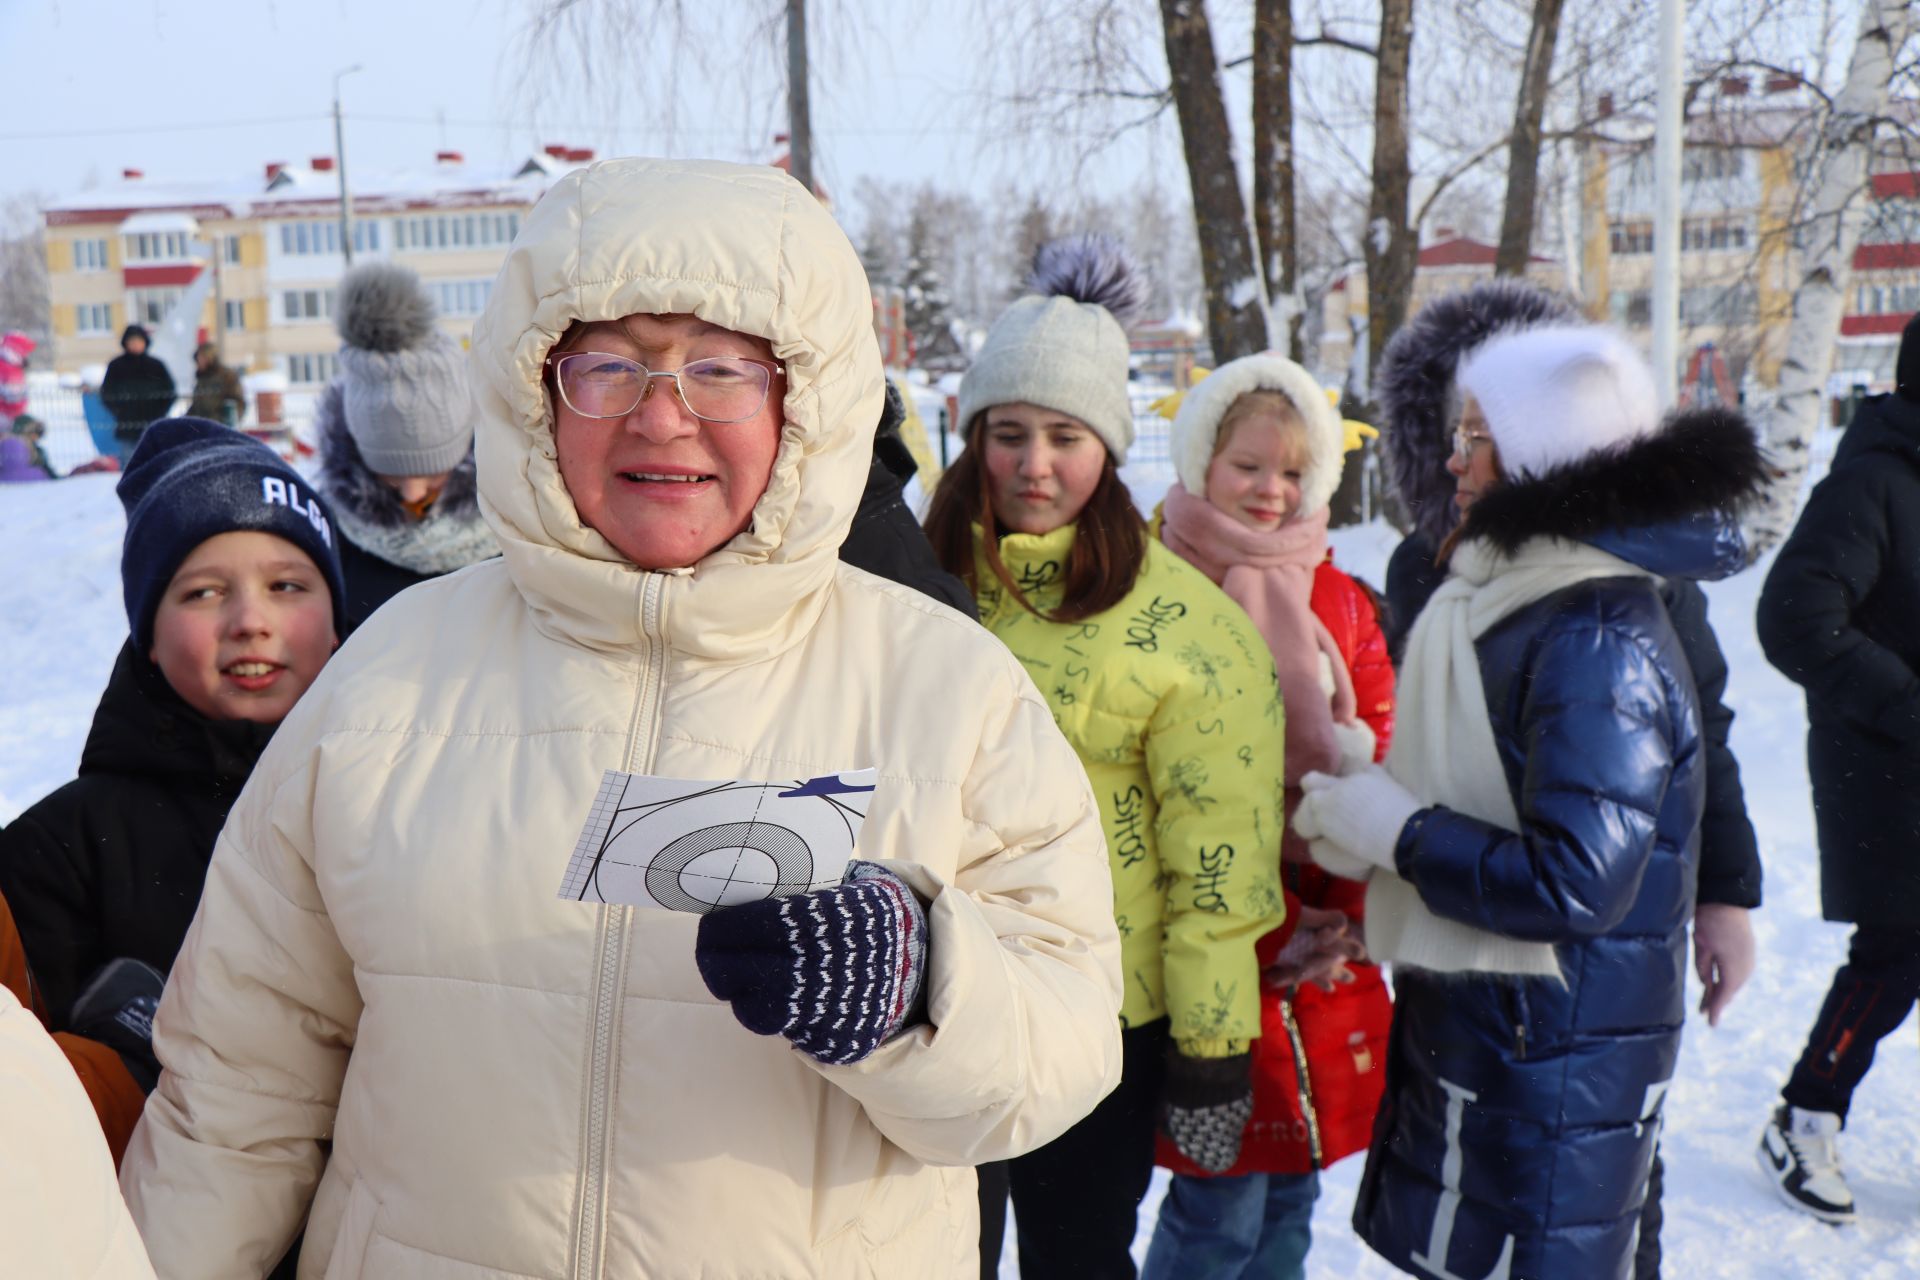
[{"left": 1393, "top": 619, "right": 1676, "bottom": 942}]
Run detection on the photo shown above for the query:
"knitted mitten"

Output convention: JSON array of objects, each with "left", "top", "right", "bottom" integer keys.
[
  {"left": 695, "top": 860, "right": 928, "bottom": 1066},
  {"left": 1161, "top": 1048, "right": 1254, "bottom": 1173}
]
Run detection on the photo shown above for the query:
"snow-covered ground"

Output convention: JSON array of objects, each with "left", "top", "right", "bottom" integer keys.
[{"left": 1, "top": 423, "right": 1914, "bottom": 1278}]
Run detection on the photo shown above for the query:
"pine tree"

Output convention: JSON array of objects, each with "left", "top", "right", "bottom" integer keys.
[{"left": 902, "top": 208, "right": 962, "bottom": 370}]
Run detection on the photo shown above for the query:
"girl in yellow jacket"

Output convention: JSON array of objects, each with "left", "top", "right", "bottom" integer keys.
[{"left": 928, "top": 236, "right": 1287, "bottom": 1276}]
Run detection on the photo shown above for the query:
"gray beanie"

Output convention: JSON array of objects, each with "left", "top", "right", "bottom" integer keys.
[
  {"left": 957, "top": 235, "right": 1145, "bottom": 460},
  {"left": 335, "top": 262, "right": 474, "bottom": 476}
]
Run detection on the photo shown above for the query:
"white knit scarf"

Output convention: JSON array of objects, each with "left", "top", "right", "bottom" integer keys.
[{"left": 1365, "top": 536, "right": 1654, "bottom": 978}]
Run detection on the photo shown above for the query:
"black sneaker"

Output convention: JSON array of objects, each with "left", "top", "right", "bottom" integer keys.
[{"left": 1757, "top": 1104, "right": 1856, "bottom": 1225}]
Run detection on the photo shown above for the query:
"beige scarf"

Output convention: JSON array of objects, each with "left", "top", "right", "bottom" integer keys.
[{"left": 1365, "top": 536, "right": 1653, "bottom": 978}]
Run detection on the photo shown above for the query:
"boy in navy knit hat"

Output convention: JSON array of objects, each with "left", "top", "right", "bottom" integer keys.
[{"left": 0, "top": 417, "right": 345, "bottom": 1165}]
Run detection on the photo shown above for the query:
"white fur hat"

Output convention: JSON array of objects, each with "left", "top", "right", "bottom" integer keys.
[
  {"left": 1169, "top": 354, "right": 1347, "bottom": 515},
  {"left": 956, "top": 235, "right": 1145, "bottom": 460},
  {"left": 1456, "top": 325, "right": 1660, "bottom": 480}
]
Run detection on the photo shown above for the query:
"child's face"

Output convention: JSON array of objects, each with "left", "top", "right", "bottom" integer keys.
[
  {"left": 148, "top": 531, "right": 338, "bottom": 724},
  {"left": 1204, "top": 412, "right": 1308, "bottom": 531}
]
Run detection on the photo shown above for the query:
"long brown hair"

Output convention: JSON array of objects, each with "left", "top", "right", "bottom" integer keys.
[{"left": 925, "top": 416, "right": 1148, "bottom": 623}]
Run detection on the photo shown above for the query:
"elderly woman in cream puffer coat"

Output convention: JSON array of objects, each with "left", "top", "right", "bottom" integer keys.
[{"left": 117, "top": 158, "right": 1124, "bottom": 1280}]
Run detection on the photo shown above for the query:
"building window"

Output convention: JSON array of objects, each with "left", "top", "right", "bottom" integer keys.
[
  {"left": 75, "top": 302, "right": 113, "bottom": 334},
  {"left": 73, "top": 238, "right": 110, "bottom": 272},
  {"left": 392, "top": 210, "right": 521, "bottom": 253},
  {"left": 124, "top": 231, "right": 190, "bottom": 262},
  {"left": 127, "top": 287, "right": 184, "bottom": 326},
  {"left": 223, "top": 299, "right": 247, "bottom": 331},
  {"left": 432, "top": 278, "right": 493, "bottom": 317},
  {"left": 284, "top": 352, "right": 338, "bottom": 385},
  {"left": 1679, "top": 283, "right": 1759, "bottom": 326},
  {"left": 281, "top": 288, "right": 335, "bottom": 322},
  {"left": 221, "top": 234, "right": 243, "bottom": 264},
  {"left": 1609, "top": 221, "right": 1654, "bottom": 255}
]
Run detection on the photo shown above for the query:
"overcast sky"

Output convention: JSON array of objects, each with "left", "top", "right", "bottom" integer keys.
[{"left": 0, "top": 0, "right": 1184, "bottom": 225}]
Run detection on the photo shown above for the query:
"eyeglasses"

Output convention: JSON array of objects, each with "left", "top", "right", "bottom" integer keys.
[
  {"left": 1451, "top": 428, "right": 1495, "bottom": 461},
  {"left": 546, "top": 351, "right": 784, "bottom": 424}
]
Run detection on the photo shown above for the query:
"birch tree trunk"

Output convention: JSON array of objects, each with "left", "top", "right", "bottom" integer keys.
[
  {"left": 1159, "top": 0, "right": 1271, "bottom": 363},
  {"left": 1251, "top": 0, "right": 1301, "bottom": 359},
  {"left": 1363, "top": 0, "right": 1416, "bottom": 392},
  {"left": 1746, "top": 0, "right": 1917, "bottom": 555},
  {"left": 1495, "top": 0, "right": 1567, "bottom": 276}
]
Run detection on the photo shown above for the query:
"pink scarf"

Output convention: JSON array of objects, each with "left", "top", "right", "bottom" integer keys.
[{"left": 1160, "top": 482, "right": 1357, "bottom": 786}]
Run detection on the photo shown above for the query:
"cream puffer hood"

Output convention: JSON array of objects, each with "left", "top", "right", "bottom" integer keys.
[{"left": 471, "top": 157, "right": 885, "bottom": 658}]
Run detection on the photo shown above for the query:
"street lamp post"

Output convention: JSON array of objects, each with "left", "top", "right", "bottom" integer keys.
[
  {"left": 333, "top": 64, "right": 363, "bottom": 265},
  {"left": 1651, "top": 0, "right": 1684, "bottom": 406}
]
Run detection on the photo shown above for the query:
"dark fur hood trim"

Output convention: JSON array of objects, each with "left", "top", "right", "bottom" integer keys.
[
  {"left": 314, "top": 381, "right": 479, "bottom": 529},
  {"left": 1376, "top": 280, "right": 1580, "bottom": 546},
  {"left": 1462, "top": 406, "right": 1768, "bottom": 555}
]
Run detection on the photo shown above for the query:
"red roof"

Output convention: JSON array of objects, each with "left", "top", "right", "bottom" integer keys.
[
  {"left": 1841, "top": 314, "right": 1912, "bottom": 336},
  {"left": 1416, "top": 236, "right": 1552, "bottom": 268},
  {"left": 1872, "top": 171, "right": 1919, "bottom": 200},
  {"left": 1855, "top": 243, "right": 1920, "bottom": 270}
]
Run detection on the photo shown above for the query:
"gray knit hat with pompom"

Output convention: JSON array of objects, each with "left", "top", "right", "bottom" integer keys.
[
  {"left": 334, "top": 262, "right": 473, "bottom": 476},
  {"left": 957, "top": 234, "right": 1146, "bottom": 460}
]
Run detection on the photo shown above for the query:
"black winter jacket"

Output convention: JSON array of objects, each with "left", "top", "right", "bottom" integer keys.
[
  {"left": 0, "top": 643, "right": 273, "bottom": 1026},
  {"left": 1354, "top": 407, "right": 1767, "bottom": 1279},
  {"left": 100, "top": 351, "right": 178, "bottom": 434},
  {"left": 1386, "top": 527, "right": 1762, "bottom": 909},
  {"left": 839, "top": 385, "right": 975, "bottom": 618},
  {"left": 1756, "top": 392, "right": 1920, "bottom": 928}
]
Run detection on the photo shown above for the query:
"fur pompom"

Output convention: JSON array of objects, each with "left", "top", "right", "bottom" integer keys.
[
  {"left": 1027, "top": 234, "right": 1148, "bottom": 327},
  {"left": 336, "top": 262, "right": 439, "bottom": 353}
]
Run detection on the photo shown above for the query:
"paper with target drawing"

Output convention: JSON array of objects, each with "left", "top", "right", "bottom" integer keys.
[{"left": 556, "top": 769, "right": 877, "bottom": 914}]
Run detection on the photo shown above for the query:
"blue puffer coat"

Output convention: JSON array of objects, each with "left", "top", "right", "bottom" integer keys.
[{"left": 1351, "top": 409, "right": 1766, "bottom": 1280}]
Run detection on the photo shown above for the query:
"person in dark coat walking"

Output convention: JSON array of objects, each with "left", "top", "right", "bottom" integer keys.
[
  {"left": 99, "top": 325, "right": 177, "bottom": 462},
  {"left": 1374, "top": 284, "right": 1764, "bottom": 1278},
  {"left": 314, "top": 263, "right": 498, "bottom": 630},
  {"left": 839, "top": 379, "right": 975, "bottom": 617},
  {"left": 1296, "top": 325, "right": 1767, "bottom": 1280},
  {"left": 1752, "top": 310, "right": 1920, "bottom": 1226}
]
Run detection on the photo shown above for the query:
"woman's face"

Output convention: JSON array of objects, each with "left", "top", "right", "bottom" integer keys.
[
  {"left": 1203, "top": 411, "right": 1307, "bottom": 531},
  {"left": 1445, "top": 392, "right": 1502, "bottom": 511},
  {"left": 551, "top": 314, "right": 784, "bottom": 570},
  {"left": 980, "top": 403, "right": 1109, "bottom": 535}
]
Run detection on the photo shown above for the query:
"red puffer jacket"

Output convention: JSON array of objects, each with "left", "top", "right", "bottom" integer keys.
[{"left": 1159, "top": 555, "right": 1396, "bottom": 1178}]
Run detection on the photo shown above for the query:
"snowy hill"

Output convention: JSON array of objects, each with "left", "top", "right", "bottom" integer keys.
[{"left": 1, "top": 432, "right": 1914, "bottom": 1278}]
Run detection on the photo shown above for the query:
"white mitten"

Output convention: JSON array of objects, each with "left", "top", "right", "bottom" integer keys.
[
  {"left": 1294, "top": 767, "right": 1422, "bottom": 873},
  {"left": 1329, "top": 718, "right": 1378, "bottom": 776}
]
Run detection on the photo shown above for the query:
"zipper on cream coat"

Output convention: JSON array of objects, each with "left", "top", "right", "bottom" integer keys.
[{"left": 573, "top": 572, "right": 672, "bottom": 1279}]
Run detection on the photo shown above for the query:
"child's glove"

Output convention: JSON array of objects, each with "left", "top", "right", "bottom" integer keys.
[
  {"left": 1160, "top": 1048, "right": 1253, "bottom": 1173},
  {"left": 1294, "top": 766, "right": 1421, "bottom": 875},
  {"left": 67, "top": 957, "right": 165, "bottom": 1091},
  {"left": 695, "top": 860, "right": 928, "bottom": 1066}
]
